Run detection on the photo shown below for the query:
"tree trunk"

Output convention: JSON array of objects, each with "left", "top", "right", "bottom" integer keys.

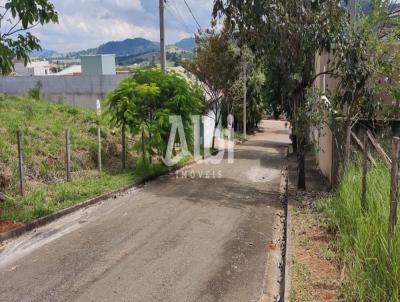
[
  {"left": 121, "top": 124, "right": 126, "bottom": 169},
  {"left": 141, "top": 129, "right": 146, "bottom": 163},
  {"left": 291, "top": 133, "right": 298, "bottom": 154},
  {"left": 297, "top": 137, "right": 306, "bottom": 190},
  {"left": 344, "top": 119, "right": 352, "bottom": 168},
  {"left": 212, "top": 121, "right": 218, "bottom": 150},
  {"left": 149, "top": 131, "right": 152, "bottom": 164}
]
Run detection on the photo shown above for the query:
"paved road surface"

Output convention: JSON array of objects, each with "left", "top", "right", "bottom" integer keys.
[{"left": 0, "top": 120, "right": 290, "bottom": 302}]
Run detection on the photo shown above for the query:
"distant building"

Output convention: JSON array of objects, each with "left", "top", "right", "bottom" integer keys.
[
  {"left": 81, "top": 55, "right": 116, "bottom": 76},
  {"left": 14, "top": 60, "right": 51, "bottom": 76},
  {"left": 56, "top": 65, "right": 82, "bottom": 76}
]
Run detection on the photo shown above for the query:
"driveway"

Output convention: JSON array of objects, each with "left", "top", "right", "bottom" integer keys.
[{"left": 0, "top": 120, "right": 290, "bottom": 302}]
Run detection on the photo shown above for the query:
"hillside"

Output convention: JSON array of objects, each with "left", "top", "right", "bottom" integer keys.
[
  {"left": 59, "top": 37, "right": 195, "bottom": 60},
  {"left": 0, "top": 95, "right": 166, "bottom": 223},
  {"left": 97, "top": 38, "right": 160, "bottom": 56},
  {"left": 174, "top": 37, "right": 196, "bottom": 51},
  {"left": 116, "top": 47, "right": 193, "bottom": 67},
  {"left": 31, "top": 49, "right": 59, "bottom": 58}
]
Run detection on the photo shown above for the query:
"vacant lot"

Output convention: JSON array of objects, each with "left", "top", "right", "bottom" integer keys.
[{"left": 0, "top": 95, "right": 167, "bottom": 224}]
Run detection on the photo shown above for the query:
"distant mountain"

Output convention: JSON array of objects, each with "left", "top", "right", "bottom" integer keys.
[
  {"left": 31, "top": 49, "right": 59, "bottom": 58},
  {"left": 62, "top": 37, "right": 196, "bottom": 61},
  {"left": 174, "top": 37, "right": 196, "bottom": 51},
  {"left": 97, "top": 38, "right": 160, "bottom": 56}
]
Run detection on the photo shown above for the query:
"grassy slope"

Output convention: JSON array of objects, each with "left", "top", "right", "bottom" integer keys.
[
  {"left": 320, "top": 162, "right": 400, "bottom": 301},
  {"left": 0, "top": 96, "right": 171, "bottom": 223}
]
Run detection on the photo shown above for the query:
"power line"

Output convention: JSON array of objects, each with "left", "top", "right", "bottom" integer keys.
[
  {"left": 182, "top": 0, "right": 203, "bottom": 31},
  {"left": 166, "top": 1, "right": 194, "bottom": 34}
]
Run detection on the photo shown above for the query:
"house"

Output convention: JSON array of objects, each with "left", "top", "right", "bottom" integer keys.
[{"left": 14, "top": 60, "right": 51, "bottom": 76}]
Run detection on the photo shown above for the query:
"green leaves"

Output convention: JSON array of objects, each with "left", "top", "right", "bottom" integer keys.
[
  {"left": 213, "top": 0, "right": 348, "bottom": 120},
  {"left": 105, "top": 69, "right": 204, "bottom": 164},
  {"left": 0, "top": 0, "right": 58, "bottom": 75}
]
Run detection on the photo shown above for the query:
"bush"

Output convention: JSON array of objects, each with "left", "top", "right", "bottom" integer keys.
[
  {"left": 27, "top": 81, "right": 42, "bottom": 100},
  {"left": 105, "top": 69, "right": 204, "bottom": 164},
  {"left": 320, "top": 162, "right": 400, "bottom": 301}
]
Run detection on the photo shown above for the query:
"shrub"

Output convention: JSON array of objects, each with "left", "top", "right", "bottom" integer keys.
[
  {"left": 320, "top": 162, "right": 400, "bottom": 301},
  {"left": 27, "top": 81, "right": 42, "bottom": 100},
  {"left": 105, "top": 69, "right": 204, "bottom": 164}
]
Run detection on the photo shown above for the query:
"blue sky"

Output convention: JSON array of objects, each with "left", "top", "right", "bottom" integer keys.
[{"left": 32, "top": 0, "right": 214, "bottom": 53}]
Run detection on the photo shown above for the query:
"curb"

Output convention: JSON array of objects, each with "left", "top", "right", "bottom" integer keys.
[
  {"left": 0, "top": 161, "right": 196, "bottom": 244},
  {"left": 281, "top": 166, "right": 289, "bottom": 301},
  {"left": 260, "top": 163, "right": 289, "bottom": 302},
  {"left": 283, "top": 194, "right": 292, "bottom": 301}
]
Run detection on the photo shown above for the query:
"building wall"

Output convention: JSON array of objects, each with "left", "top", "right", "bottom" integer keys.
[
  {"left": 0, "top": 74, "right": 129, "bottom": 108},
  {"left": 14, "top": 62, "right": 51, "bottom": 76},
  {"left": 313, "top": 53, "right": 339, "bottom": 185},
  {"left": 81, "top": 55, "right": 116, "bottom": 76}
]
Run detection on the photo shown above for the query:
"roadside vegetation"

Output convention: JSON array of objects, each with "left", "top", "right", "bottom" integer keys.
[
  {"left": 0, "top": 69, "right": 202, "bottom": 224},
  {"left": 0, "top": 95, "right": 164, "bottom": 222},
  {"left": 0, "top": 95, "right": 135, "bottom": 222},
  {"left": 106, "top": 69, "right": 204, "bottom": 165},
  {"left": 289, "top": 193, "right": 339, "bottom": 302},
  {"left": 319, "top": 162, "right": 400, "bottom": 301}
]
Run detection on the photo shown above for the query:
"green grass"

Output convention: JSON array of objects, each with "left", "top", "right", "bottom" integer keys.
[
  {"left": 0, "top": 162, "right": 173, "bottom": 222},
  {"left": 0, "top": 95, "right": 191, "bottom": 223},
  {"left": 289, "top": 259, "right": 313, "bottom": 302},
  {"left": 0, "top": 95, "right": 112, "bottom": 189},
  {"left": 319, "top": 162, "right": 400, "bottom": 301}
]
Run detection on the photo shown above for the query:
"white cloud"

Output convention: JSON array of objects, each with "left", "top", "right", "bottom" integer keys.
[{"left": 32, "top": 0, "right": 214, "bottom": 52}]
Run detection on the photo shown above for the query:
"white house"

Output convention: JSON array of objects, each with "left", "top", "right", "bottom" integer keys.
[{"left": 14, "top": 60, "right": 51, "bottom": 76}]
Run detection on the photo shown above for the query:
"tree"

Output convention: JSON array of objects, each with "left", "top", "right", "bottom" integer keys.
[
  {"left": 106, "top": 69, "right": 204, "bottom": 166},
  {"left": 325, "top": 1, "right": 400, "bottom": 165},
  {"left": 105, "top": 78, "right": 140, "bottom": 168},
  {"left": 222, "top": 60, "right": 266, "bottom": 134},
  {"left": 182, "top": 29, "right": 241, "bottom": 149},
  {"left": 332, "top": 24, "right": 375, "bottom": 166},
  {"left": 214, "top": 0, "right": 348, "bottom": 189},
  {"left": 0, "top": 0, "right": 58, "bottom": 75}
]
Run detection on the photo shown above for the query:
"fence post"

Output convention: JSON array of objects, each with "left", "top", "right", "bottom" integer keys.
[
  {"left": 389, "top": 137, "right": 400, "bottom": 238},
  {"left": 361, "top": 133, "right": 368, "bottom": 211},
  {"left": 96, "top": 100, "right": 102, "bottom": 174},
  {"left": 97, "top": 125, "right": 102, "bottom": 173},
  {"left": 65, "top": 129, "right": 71, "bottom": 181},
  {"left": 17, "top": 129, "right": 25, "bottom": 196}
]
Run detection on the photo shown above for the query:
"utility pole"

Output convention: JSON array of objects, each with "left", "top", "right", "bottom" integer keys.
[
  {"left": 159, "top": 0, "right": 166, "bottom": 72},
  {"left": 243, "top": 59, "right": 247, "bottom": 140}
]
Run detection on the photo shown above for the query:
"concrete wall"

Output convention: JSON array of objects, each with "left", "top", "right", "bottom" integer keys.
[{"left": 0, "top": 74, "right": 129, "bottom": 108}]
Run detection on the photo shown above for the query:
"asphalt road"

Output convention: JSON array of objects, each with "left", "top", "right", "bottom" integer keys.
[{"left": 0, "top": 120, "right": 290, "bottom": 302}]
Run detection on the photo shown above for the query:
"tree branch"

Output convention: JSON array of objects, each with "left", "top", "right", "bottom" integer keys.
[
  {"left": 3, "top": 19, "right": 21, "bottom": 38},
  {"left": 310, "top": 69, "right": 337, "bottom": 85},
  {"left": 6, "top": 21, "right": 41, "bottom": 37}
]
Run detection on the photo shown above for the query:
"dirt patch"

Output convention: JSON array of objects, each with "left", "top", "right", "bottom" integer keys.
[
  {"left": 288, "top": 190, "right": 340, "bottom": 302},
  {"left": 0, "top": 221, "right": 23, "bottom": 233}
]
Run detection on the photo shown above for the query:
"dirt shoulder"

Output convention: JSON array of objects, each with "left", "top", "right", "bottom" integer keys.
[{"left": 287, "top": 155, "right": 341, "bottom": 302}]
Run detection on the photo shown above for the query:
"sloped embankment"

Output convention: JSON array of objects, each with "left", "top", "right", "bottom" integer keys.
[{"left": 0, "top": 96, "right": 143, "bottom": 224}]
